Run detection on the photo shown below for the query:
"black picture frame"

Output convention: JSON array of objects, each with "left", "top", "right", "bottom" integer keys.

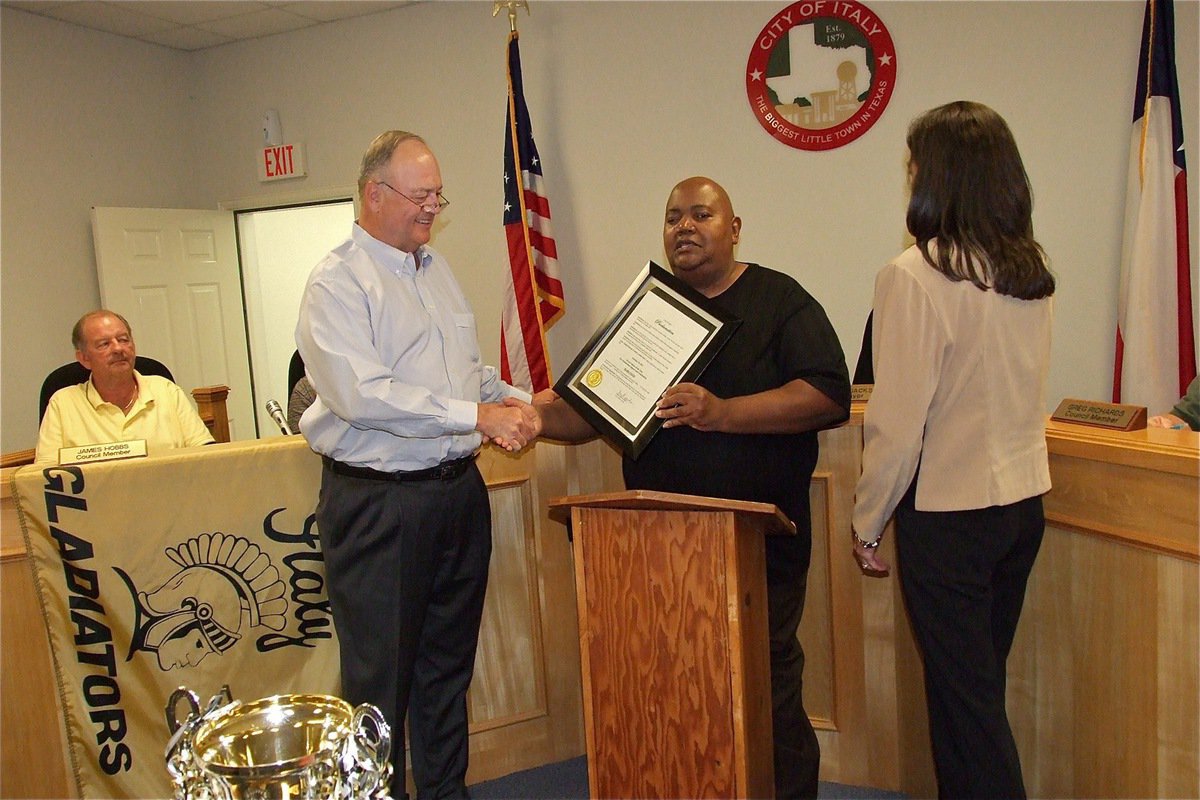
[{"left": 554, "top": 261, "right": 739, "bottom": 459}]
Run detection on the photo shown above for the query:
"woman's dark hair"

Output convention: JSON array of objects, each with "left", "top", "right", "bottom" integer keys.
[{"left": 906, "top": 101, "right": 1055, "bottom": 300}]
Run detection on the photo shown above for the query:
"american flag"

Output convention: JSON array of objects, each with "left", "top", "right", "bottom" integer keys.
[
  {"left": 500, "top": 30, "right": 564, "bottom": 393},
  {"left": 1113, "top": 0, "right": 1195, "bottom": 408}
]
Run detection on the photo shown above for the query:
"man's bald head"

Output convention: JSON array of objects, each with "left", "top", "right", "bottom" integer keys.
[{"left": 663, "top": 177, "right": 742, "bottom": 294}]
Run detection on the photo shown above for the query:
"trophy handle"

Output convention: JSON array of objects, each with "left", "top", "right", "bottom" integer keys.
[
  {"left": 164, "top": 686, "right": 238, "bottom": 800},
  {"left": 165, "top": 687, "right": 201, "bottom": 735},
  {"left": 339, "top": 703, "right": 392, "bottom": 799},
  {"left": 165, "top": 685, "right": 232, "bottom": 734},
  {"left": 351, "top": 703, "right": 391, "bottom": 771}
]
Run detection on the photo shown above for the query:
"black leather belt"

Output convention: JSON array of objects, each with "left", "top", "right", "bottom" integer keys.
[{"left": 322, "top": 453, "right": 477, "bottom": 482}]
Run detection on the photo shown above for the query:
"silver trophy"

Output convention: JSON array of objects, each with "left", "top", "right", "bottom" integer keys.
[{"left": 165, "top": 686, "right": 392, "bottom": 800}]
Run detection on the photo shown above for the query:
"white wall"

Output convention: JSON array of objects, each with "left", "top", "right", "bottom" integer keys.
[
  {"left": 0, "top": 8, "right": 199, "bottom": 449},
  {"left": 3, "top": 1, "right": 1197, "bottom": 451}
]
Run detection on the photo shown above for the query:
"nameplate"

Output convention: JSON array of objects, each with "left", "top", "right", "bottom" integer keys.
[
  {"left": 1051, "top": 398, "right": 1147, "bottom": 431},
  {"left": 851, "top": 384, "right": 873, "bottom": 403},
  {"left": 59, "top": 440, "right": 148, "bottom": 465}
]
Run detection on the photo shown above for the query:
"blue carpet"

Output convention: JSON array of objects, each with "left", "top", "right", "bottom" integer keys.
[{"left": 469, "top": 756, "right": 907, "bottom": 799}]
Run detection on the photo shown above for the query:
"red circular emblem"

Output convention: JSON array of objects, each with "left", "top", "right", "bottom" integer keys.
[{"left": 746, "top": 0, "right": 897, "bottom": 151}]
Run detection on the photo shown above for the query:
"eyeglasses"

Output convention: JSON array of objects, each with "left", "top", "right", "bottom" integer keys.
[{"left": 375, "top": 180, "right": 450, "bottom": 211}]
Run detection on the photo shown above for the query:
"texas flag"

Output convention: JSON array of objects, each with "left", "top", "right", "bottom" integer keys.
[{"left": 1113, "top": 0, "right": 1196, "bottom": 409}]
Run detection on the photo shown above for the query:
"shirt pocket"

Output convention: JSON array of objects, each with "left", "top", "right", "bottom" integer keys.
[{"left": 453, "top": 313, "right": 482, "bottom": 364}]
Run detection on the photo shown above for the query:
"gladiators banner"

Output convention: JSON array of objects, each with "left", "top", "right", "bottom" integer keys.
[{"left": 12, "top": 436, "right": 340, "bottom": 798}]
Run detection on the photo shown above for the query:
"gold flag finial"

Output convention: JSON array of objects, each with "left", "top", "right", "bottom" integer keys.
[{"left": 492, "top": 0, "right": 529, "bottom": 33}]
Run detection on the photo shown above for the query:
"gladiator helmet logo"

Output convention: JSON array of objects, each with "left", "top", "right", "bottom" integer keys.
[{"left": 116, "top": 532, "right": 287, "bottom": 671}]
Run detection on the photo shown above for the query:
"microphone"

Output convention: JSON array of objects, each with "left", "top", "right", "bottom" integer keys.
[{"left": 265, "top": 399, "right": 293, "bottom": 435}]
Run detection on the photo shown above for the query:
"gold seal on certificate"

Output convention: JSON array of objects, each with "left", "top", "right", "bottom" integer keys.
[{"left": 555, "top": 261, "right": 739, "bottom": 458}]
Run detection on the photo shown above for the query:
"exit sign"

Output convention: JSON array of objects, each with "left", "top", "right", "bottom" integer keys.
[{"left": 259, "top": 143, "right": 307, "bottom": 182}]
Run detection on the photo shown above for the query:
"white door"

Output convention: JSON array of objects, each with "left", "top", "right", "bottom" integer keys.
[
  {"left": 237, "top": 201, "right": 354, "bottom": 436},
  {"left": 91, "top": 207, "right": 255, "bottom": 440}
]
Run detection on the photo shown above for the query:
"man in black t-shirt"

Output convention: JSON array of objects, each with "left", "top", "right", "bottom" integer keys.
[{"left": 537, "top": 177, "right": 850, "bottom": 799}]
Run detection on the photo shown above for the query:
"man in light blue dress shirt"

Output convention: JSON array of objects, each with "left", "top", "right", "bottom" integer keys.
[{"left": 296, "top": 131, "right": 539, "bottom": 800}]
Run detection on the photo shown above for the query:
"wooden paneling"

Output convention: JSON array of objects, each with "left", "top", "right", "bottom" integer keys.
[
  {"left": 460, "top": 443, "right": 600, "bottom": 786},
  {"left": 727, "top": 511, "right": 774, "bottom": 800},
  {"left": 464, "top": 441, "right": 618, "bottom": 787},
  {"left": 1, "top": 557, "right": 74, "bottom": 799},
  {"left": 800, "top": 475, "right": 834, "bottom": 729},
  {"left": 1157, "top": 555, "right": 1200, "bottom": 799},
  {"left": 577, "top": 506, "right": 736, "bottom": 798},
  {"left": 1042, "top": 420, "right": 1198, "bottom": 557},
  {"left": 682, "top": 412, "right": 1197, "bottom": 799},
  {"left": 469, "top": 481, "right": 547, "bottom": 729},
  {"left": 1004, "top": 423, "right": 1199, "bottom": 800},
  {"left": 809, "top": 414, "right": 1199, "bottom": 799},
  {"left": 1073, "top": 535, "right": 1158, "bottom": 796},
  {"left": 4, "top": 423, "right": 1195, "bottom": 800},
  {"left": 2, "top": 466, "right": 74, "bottom": 799},
  {"left": 798, "top": 421, "right": 939, "bottom": 798}
]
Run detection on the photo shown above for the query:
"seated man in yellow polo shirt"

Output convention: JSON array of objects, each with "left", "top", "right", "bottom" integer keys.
[{"left": 34, "top": 310, "right": 215, "bottom": 464}]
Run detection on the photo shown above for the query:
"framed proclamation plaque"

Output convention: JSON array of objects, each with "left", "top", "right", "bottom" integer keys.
[{"left": 555, "top": 261, "right": 739, "bottom": 458}]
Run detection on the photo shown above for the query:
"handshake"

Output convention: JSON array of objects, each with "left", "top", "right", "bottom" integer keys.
[{"left": 475, "top": 390, "right": 556, "bottom": 452}]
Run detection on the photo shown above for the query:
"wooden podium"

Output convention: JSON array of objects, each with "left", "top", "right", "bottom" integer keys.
[{"left": 548, "top": 490, "right": 794, "bottom": 799}]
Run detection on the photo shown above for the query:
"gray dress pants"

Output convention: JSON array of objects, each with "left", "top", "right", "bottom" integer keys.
[{"left": 317, "top": 462, "right": 492, "bottom": 800}]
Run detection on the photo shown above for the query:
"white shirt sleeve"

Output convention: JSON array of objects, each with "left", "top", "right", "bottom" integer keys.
[{"left": 852, "top": 262, "right": 947, "bottom": 542}]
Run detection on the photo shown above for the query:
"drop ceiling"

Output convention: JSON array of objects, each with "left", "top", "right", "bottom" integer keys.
[{"left": 1, "top": 1, "right": 418, "bottom": 51}]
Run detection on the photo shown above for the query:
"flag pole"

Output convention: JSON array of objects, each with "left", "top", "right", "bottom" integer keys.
[
  {"left": 492, "top": 0, "right": 529, "bottom": 33},
  {"left": 496, "top": 0, "right": 563, "bottom": 393}
]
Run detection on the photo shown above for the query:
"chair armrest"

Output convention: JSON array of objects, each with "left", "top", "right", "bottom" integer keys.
[{"left": 192, "top": 385, "right": 231, "bottom": 443}]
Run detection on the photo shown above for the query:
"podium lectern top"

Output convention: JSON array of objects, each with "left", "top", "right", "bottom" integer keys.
[{"left": 548, "top": 489, "right": 795, "bottom": 536}]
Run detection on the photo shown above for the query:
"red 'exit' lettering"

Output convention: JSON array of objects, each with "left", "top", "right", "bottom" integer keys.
[{"left": 264, "top": 145, "right": 295, "bottom": 177}]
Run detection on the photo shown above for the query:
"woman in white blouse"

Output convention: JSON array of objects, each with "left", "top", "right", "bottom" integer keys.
[{"left": 852, "top": 101, "right": 1055, "bottom": 799}]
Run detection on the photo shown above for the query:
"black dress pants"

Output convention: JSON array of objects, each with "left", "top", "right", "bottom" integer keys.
[
  {"left": 768, "top": 566, "right": 821, "bottom": 799},
  {"left": 895, "top": 485, "right": 1044, "bottom": 800},
  {"left": 317, "top": 462, "right": 492, "bottom": 800}
]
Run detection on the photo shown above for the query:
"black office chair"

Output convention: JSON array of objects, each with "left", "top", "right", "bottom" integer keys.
[
  {"left": 287, "top": 350, "right": 306, "bottom": 398},
  {"left": 39, "top": 356, "right": 174, "bottom": 423}
]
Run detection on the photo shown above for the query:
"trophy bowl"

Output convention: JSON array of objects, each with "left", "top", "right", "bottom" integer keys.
[{"left": 166, "top": 687, "right": 391, "bottom": 800}]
